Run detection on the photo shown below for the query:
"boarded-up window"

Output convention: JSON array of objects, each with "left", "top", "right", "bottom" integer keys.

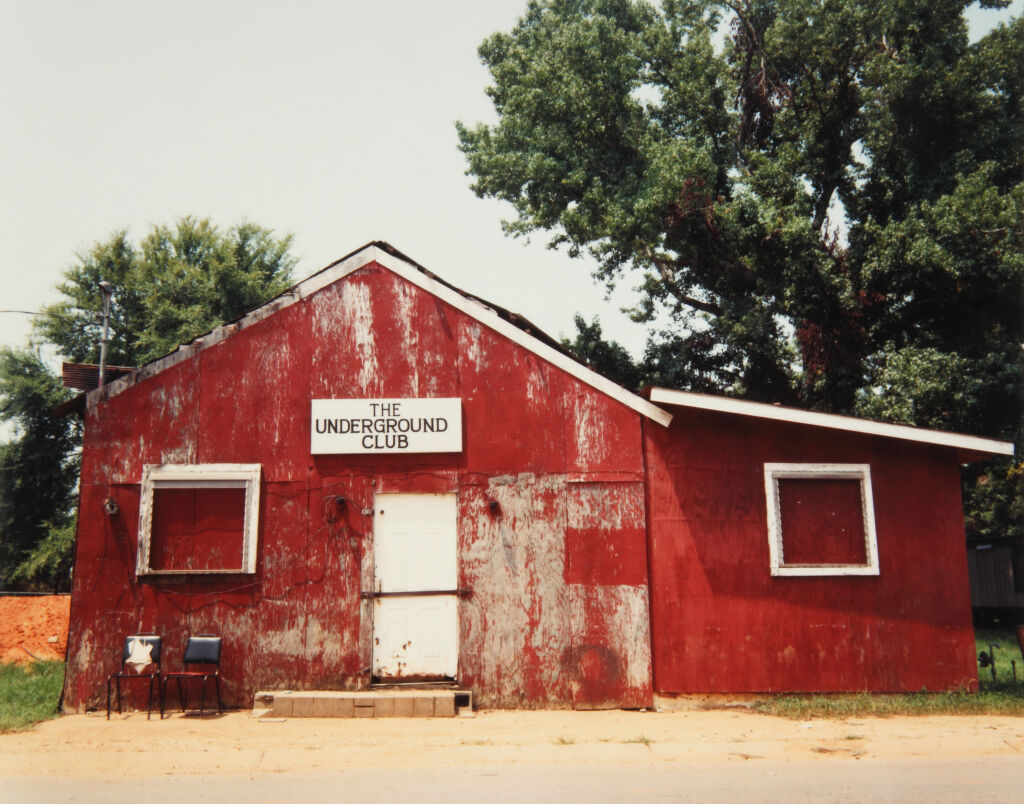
[
  {"left": 150, "top": 487, "right": 246, "bottom": 571},
  {"left": 764, "top": 464, "right": 879, "bottom": 577},
  {"left": 137, "top": 464, "right": 261, "bottom": 576}
]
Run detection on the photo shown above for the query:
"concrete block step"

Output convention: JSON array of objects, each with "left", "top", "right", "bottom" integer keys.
[{"left": 254, "top": 689, "right": 473, "bottom": 718}]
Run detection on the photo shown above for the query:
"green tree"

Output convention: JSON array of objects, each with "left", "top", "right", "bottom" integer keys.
[
  {"left": 562, "top": 313, "right": 744, "bottom": 394},
  {"left": 0, "top": 348, "right": 78, "bottom": 591},
  {"left": 0, "top": 217, "right": 297, "bottom": 590},
  {"left": 36, "top": 217, "right": 297, "bottom": 366},
  {"left": 562, "top": 314, "right": 646, "bottom": 388},
  {"left": 460, "top": 0, "right": 1023, "bottom": 540}
]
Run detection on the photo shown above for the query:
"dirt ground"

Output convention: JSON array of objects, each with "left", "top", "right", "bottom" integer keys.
[
  {"left": 1, "top": 597, "right": 1021, "bottom": 780},
  {"left": 0, "top": 595, "right": 70, "bottom": 664},
  {"left": 1, "top": 708, "right": 1022, "bottom": 778}
]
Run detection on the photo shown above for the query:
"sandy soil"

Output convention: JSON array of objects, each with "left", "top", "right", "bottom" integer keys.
[
  {"left": 0, "top": 595, "right": 70, "bottom": 664},
  {"left": 1, "top": 597, "right": 1021, "bottom": 779},
  {"left": 1, "top": 708, "right": 1022, "bottom": 778}
]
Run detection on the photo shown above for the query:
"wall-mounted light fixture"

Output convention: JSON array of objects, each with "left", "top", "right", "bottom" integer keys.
[{"left": 103, "top": 497, "right": 119, "bottom": 516}]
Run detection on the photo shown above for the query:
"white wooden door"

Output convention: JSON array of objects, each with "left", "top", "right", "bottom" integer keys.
[{"left": 371, "top": 493, "right": 458, "bottom": 679}]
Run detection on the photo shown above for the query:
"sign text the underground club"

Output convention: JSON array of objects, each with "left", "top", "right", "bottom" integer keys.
[{"left": 310, "top": 398, "right": 462, "bottom": 454}]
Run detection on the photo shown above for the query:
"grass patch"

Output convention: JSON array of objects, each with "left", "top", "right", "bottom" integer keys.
[
  {"left": 621, "top": 734, "right": 654, "bottom": 746},
  {"left": 553, "top": 735, "right": 575, "bottom": 745},
  {"left": 0, "top": 661, "right": 64, "bottom": 733},
  {"left": 754, "top": 687, "right": 1024, "bottom": 719},
  {"left": 975, "top": 628, "right": 1024, "bottom": 690},
  {"left": 753, "top": 630, "right": 1024, "bottom": 719}
]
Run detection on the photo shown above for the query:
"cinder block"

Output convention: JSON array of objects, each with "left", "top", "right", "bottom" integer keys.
[
  {"left": 393, "top": 697, "right": 415, "bottom": 717},
  {"left": 413, "top": 696, "right": 434, "bottom": 718},
  {"left": 333, "top": 696, "right": 356, "bottom": 717},
  {"left": 291, "top": 696, "right": 315, "bottom": 718},
  {"left": 373, "top": 697, "right": 395, "bottom": 717},
  {"left": 313, "top": 696, "right": 354, "bottom": 718},
  {"left": 271, "top": 695, "right": 293, "bottom": 717},
  {"left": 353, "top": 702, "right": 375, "bottom": 718},
  {"left": 433, "top": 695, "right": 456, "bottom": 717}
]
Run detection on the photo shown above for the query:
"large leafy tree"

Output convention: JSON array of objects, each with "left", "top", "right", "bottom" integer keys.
[
  {"left": 460, "top": 0, "right": 1023, "bottom": 540},
  {"left": 0, "top": 217, "right": 296, "bottom": 590},
  {"left": 0, "top": 348, "right": 78, "bottom": 591},
  {"left": 37, "top": 217, "right": 297, "bottom": 366}
]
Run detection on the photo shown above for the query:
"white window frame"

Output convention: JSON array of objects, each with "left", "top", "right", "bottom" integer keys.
[
  {"left": 764, "top": 463, "right": 879, "bottom": 577},
  {"left": 136, "top": 463, "right": 261, "bottom": 576}
]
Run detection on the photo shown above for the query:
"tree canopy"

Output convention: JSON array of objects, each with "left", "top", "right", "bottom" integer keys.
[
  {"left": 461, "top": 0, "right": 1023, "bottom": 542},
  {"left": 459, "top": 0, "right": 1021, "bottom": 417},
  {"left": 36, "top": 217, "right": 297, "bottom": 367},
  {"left": 0, "top": 348, "right": 78, "bottom": 590},
  {"left": 0, "top": 217, "right": 296, "bottom": 590}
]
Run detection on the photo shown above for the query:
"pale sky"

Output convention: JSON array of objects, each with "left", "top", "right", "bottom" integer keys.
[{"left": 1, "top": 0, "right": 1019, "bottom": 370}]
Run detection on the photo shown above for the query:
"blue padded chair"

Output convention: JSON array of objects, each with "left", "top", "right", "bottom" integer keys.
[
  {"left": 161, "top": 634, "right": 223, "bottom": 718},
  {"left": 106, "top": 634, "right": 162, "bottom": 720}
]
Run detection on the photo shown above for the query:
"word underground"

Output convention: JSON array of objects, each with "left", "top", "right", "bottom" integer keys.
[{"left": 314, "top": 402, "right": 450, "bottom": 450}]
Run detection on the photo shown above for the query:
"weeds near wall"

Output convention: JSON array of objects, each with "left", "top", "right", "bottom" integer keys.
[
  {"left": 754, "top": 688, "right": 1024, "bottom": 719},
  {"left": 754, "top": 630, "right": 1024, "bottom": 719},
  {"left": 0, "top": 661, "right": 64, "bottom": 733}
]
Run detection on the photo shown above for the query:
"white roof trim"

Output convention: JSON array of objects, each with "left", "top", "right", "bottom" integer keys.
[
  {"left": 648, "top": 387, "right": 1014, "bottom": 457},
  {"left": 363, "top": 250, "right": 672, "bottom": 426},
  {"left": 87, "top": 245, "right": 672, "bottom": 426}
]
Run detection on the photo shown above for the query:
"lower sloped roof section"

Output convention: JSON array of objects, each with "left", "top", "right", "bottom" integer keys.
[{"left": 647, "top": 387, "right": 1013, "bottom": 461}]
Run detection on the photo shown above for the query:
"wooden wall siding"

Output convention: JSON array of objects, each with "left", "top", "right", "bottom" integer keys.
[
  {"left": 968, "top": 547, "right": 1024, "bottom": 609},
  {"left": 64, "top": 263, "right": 651, "bottom": 711},
  {"left": 149, "top": 487, "right": 246, "bottom": 572},
  {"left": 776, "top": 479, "right": 867, "bottom": 566},
  {"left": 644, "top": 408, "right": 978, "bottom": 693}
]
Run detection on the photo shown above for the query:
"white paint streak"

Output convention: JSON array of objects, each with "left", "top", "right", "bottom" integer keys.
[
  {"left": 160, "top": 446, "right": 195, "bottom": 464},
  {"left": 395, "top": 281, "right": 419, "bottom": 394},
  {"left": 572, "top": 394, "right": 612, "bottom": 467},
  {"left": 344, "top": 283, "right": 379, "bottom": 395},
  {"left": 566, "top": 482, "right": 643, "bottom": 532},
  {"left": 461, "top": 475, "right": 570, "bottom": 707},
  {"left": 255, "top": 333, "right": 293, "bottom": 446},
  {"left": 570, "top": 584, "right": 652, "bottom": 692},
  {"left": 259, "top": 622, "right": 306, "bottom": 656},
  {"left": 304, "top": 616, "right": 344, "bottom": 665},
  {"left": 462, "top": 322, "right": 482, "bottom": 368}
]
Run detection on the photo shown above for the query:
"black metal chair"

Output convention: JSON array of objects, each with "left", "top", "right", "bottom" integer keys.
[
  {"left": 161, "top": 634, "right": 223, "bottom": 718},
  {"left": 106, "top": 634, "right": 162, "bottom": 720}
]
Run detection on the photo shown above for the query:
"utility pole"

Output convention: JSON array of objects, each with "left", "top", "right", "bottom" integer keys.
[{"left": 98, "top": 281, "right": 113, "bottom": 388}]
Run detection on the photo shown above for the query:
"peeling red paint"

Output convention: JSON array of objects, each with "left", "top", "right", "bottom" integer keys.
[
  {"left": 65, "top": 262, "right": 652, "bottom": 711},
  {"left": 65, "top": 251, "right": 980, "bottom": 711}
]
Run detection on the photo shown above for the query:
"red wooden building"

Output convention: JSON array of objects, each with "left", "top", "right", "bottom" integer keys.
[
  {"left": 62, "top": 242, "right": 1012, "bottom": 710},
  {"left": 643, "top": 389, "right": 1011, "bottom": 694}
]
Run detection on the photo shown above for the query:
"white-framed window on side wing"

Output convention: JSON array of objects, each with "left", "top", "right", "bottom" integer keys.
[{"left": 764, "top": 463, "right": 879, "bottom": 577}]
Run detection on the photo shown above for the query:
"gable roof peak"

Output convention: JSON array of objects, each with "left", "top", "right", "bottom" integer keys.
[{"left": 85, "top": 242, "right": 673, "bottom": 426}]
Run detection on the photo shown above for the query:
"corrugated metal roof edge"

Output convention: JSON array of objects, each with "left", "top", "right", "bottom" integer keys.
[
  {"left": 80, "top": 242, "right": 673, "bottom": 426},
  {"left": 61, "top": 362, "right": 137, "bottom": 391}
]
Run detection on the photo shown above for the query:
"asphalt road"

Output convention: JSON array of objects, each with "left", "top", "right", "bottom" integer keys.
[{"left": 7, "top": 757, "right": 1024, "bottom": 804}]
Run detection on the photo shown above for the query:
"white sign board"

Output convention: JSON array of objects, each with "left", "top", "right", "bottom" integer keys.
[{"left": 311, "top": 398, "right": 462, "bottom": 454}]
